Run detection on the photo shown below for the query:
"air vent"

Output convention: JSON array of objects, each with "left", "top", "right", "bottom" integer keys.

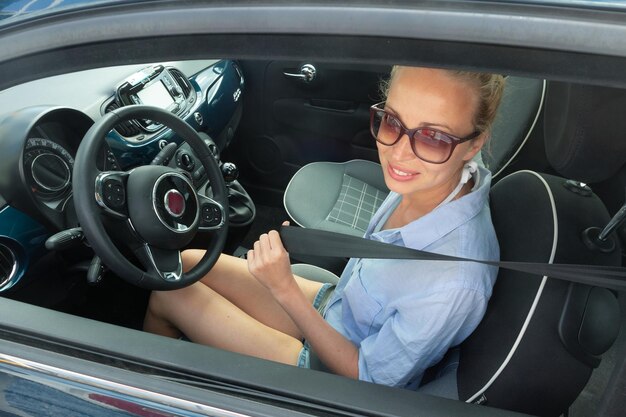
[
  {"left": 168, "top": 68, "right": 192, "bottom": 97},
  {"left": 104, "top": 100, "right": 142, "bottom": 137},
  {"left": 0, "top": 243, "right": 17, "bottom": 288}
]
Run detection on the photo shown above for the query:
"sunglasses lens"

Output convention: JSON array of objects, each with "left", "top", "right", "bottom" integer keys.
[
  {"left": 412, "top": 129, "right": 453, "bottom": 163},
  {"left": 370, "top": 107, "right": 457, "bottom": 163},
  {"left": 371, "top": 111, "right": 401, "bottom": 144}
]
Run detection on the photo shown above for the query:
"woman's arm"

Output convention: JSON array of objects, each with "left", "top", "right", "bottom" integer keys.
[{"left": 247, "top": 230, "right": 359, "bottom": 379}]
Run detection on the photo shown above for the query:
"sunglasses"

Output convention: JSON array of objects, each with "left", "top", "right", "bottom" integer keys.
[{"left": 370, "top": 102, "right": 480, "bottom": 164}]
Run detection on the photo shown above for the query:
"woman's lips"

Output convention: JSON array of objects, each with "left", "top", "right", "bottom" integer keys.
[{"left": 387, "top": 163, "right": 419, "bottom": 181}]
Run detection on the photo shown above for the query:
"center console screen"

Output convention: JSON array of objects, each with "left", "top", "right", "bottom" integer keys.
[{"left": 137, "top": 81, "right": 174, "bottom": 108}]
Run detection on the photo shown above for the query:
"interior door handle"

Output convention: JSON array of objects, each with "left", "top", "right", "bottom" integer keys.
[{"left": 283, "top": 64, "right": 316, "bottom": 83}]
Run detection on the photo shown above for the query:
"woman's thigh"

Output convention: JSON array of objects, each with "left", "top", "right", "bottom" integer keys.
[
  {"left": 183, "top": 250, "right": 324, "bottom": 340},
  {"left": 150, "top": 282, "right": 304, "bottom": 365}
]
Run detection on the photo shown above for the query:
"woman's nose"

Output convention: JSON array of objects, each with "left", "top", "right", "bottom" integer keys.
[{"left": 390, "top": 134, "right": 415, "bottom": 160}]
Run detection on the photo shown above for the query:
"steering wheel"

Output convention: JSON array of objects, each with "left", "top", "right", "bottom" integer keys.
[{"left": 73, "top": 105, "right": 228, "bottom": 290}]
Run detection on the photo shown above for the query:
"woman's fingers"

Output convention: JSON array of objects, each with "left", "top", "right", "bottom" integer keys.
[
  {"left": 268, "top": 230, "right": 284, "bottom": 252},
  {"left": 248, "top": 230, "right": 289, "bottom": 274}
]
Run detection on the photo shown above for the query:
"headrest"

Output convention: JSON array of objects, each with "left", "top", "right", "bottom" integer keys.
[{"left": 544, "top": 81, "right": 626, "bottom": 183}]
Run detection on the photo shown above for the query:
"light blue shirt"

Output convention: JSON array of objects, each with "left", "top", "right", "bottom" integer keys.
[{"left": 323, "top": 165, "right": 499, "bottom": 388}]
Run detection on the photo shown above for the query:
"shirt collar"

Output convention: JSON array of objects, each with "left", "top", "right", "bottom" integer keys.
[{"left": 367, "top": 165, "right": 492, "bottom": 250}]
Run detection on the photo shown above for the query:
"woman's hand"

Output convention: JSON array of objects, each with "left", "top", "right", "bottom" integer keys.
[{"left": 247, "top": 226, "right": 295, "bottom": 297}]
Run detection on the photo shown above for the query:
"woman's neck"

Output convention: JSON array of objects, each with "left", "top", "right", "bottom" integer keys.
[{"left": 383, "top": 171, "right": 474, "bottom": 230}]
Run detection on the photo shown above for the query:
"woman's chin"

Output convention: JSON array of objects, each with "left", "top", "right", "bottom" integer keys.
[{"left": 384, "top": 175, "right": 421, "bottom": 196}]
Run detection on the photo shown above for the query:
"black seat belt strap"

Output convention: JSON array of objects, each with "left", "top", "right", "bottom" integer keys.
[{"left": 279, "top": 226, "right": 626, "bottom": 292}]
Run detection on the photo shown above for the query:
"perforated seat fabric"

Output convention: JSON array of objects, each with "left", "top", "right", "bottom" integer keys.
[{"left": 284, "top": 76, "right": 545, "bottom": 236}]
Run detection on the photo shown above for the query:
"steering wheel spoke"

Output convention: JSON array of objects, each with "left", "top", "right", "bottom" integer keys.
[
  {"left": 198, "top": 194, "right": 227, "bottom": 231},
  {"left": 95, "top": 171, "right": 129, "bottom": 219},
  {"left": 135, "top": 244, "right": 184, "bottom": 282}
]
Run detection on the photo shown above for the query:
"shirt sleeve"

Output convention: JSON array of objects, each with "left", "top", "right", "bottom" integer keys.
[{"left": 357, "top": 287, "right": 488, "bottom": 388}]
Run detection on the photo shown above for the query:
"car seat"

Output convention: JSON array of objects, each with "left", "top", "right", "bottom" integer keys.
[
  {"left": 452, "top": 170, "right": 621, "bottom": 416},
  {"left": 284, "top": 76, "right": 545, "bottom": 236},
  {"left": 448, "top": 80, "right": 626, "bottom": 416}
]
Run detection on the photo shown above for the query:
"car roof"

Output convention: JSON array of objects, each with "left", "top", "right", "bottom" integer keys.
[{"left": 0, "top": 1, "right": 625, "bottom": 91}]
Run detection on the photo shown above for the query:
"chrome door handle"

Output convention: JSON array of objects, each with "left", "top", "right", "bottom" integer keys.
[{"left": 283, "top": 64, "right": 316, "bottom": 83}]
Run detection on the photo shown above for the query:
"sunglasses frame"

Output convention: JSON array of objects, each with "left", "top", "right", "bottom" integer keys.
[{"left": 370, "top": 102, "right": 481, "bottom": 164}]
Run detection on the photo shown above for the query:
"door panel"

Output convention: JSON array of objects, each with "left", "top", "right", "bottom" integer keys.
[{"left": 229, "top": 60, "right": 390, "bottom": 197}]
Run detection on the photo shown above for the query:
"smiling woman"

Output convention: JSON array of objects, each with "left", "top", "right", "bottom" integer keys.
[
  {"left": 143, "top": 65, "right": 502, "bottom": 390},
  {"left": 0, "top": 1, "right": 625, "bottom": 417}
]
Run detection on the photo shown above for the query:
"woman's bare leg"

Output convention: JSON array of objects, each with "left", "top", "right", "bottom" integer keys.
[
  {"left": 144, "top": 282, "right": 303, "bottom": 365},
  {"left": 182, "top": 250, "right": 323, "bottom": 339},
  {"left": 144, "top": 249, "right": 324, "bottom": 349}
]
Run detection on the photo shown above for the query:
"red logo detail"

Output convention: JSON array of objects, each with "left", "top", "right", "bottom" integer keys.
[{"left": 164, "top": 190, "right": 185, "bottom": 217}]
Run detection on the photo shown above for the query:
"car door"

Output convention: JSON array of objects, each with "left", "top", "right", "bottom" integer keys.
[{"left": 228, "top": 60, "right": 389, "bottom": 197}]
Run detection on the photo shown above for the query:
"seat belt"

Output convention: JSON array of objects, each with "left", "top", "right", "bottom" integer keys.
[{"left": 279, "top": 226, "right": 626, "bottom": 292}]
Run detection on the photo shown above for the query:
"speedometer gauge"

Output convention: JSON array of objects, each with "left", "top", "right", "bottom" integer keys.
[{"left": 23, "top": 137, "right": 75, "bottom": 200}]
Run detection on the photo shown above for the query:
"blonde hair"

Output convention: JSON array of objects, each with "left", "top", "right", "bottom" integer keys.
[{"left": 381, "top": 66, "right": 506, "bottom": 136}]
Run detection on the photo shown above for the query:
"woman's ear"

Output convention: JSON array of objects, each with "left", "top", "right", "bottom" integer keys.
[{"left": 462, "top": 133, "right": 488, "bottom": 162}]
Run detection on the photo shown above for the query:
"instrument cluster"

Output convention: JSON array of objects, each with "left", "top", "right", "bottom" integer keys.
[{"left": 23, "top": 136, "right": 75, "bottom": 207}]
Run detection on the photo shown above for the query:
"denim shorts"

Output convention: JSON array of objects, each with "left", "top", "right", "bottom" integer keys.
[{"left": 296, "top": 282, "right": 336, "bottom": 368}]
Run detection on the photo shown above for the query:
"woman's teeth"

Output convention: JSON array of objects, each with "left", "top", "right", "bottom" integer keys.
[{"left": 392, "top": 167, "right": 413, "bottom": 176}]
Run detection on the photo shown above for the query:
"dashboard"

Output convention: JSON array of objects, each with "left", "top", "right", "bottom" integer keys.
[{"left": 0, "top": 59, "right": 244, "bottom": 291}]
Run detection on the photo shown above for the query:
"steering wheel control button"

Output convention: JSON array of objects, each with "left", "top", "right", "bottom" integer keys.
[
  {"left": 201, "top": 203, "right": 223, "bottom": 227},
  {"left": 95, "top": 172, "right": 129, "bottom": 218},
  {"left": 106, "top": 150, "right": 120, "bottom": 170},
  {"left": 103, "top": 179, "right": 126, "bottom": 209},
  {"left": 164, "top": 189, "right": 185, "bottom": 218}
]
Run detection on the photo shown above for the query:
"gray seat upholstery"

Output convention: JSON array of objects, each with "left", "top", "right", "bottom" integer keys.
[
  {"left": 284, "top": 76, "right": 545, "bottom": 236},
  {"left": 291, "top": 263, "right": 340, "bottom": 284},
  {"left": 483, "top": 76, "right": 545, "bottom": 177},
  {"left": 284, "top": 159, "right": 388, "bottom": 236}
]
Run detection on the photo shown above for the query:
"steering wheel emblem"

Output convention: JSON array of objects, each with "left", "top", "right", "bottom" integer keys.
[{"left": 164, "top": 189, "right": 185, "bottom": 218}]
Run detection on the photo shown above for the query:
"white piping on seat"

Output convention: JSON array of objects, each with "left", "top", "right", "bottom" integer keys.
[
  {"left": 493, "top": 80, "right": 547, "bottom": 179},
  {"left": 466, "top": 170, "right": 558, "bottom": 403}
]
